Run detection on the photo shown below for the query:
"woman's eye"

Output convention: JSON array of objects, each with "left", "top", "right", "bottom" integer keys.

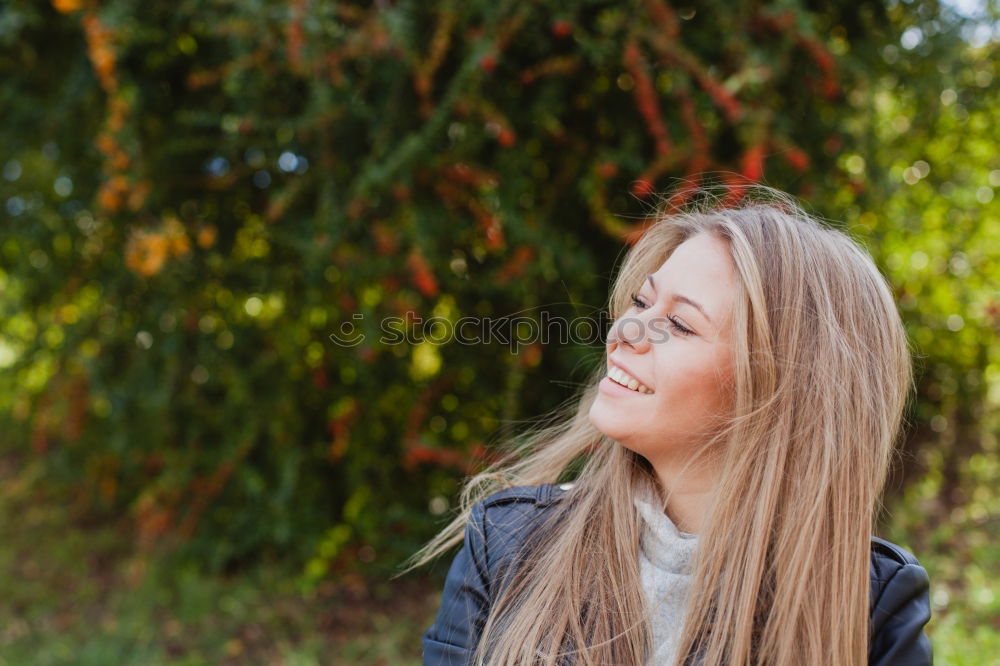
[
  {"left": 629, "top": 293, "right": 694, "bottom": 337},
  {"left": 668, "top": 316, "right": 694, "bottom": 336}
]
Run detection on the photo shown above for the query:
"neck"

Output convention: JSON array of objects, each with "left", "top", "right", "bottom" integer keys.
[{"left": 648, "top": 454, "right": 718, "bottom": 534}]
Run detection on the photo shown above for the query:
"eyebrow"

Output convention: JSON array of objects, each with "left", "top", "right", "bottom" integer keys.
[{"left": 647, "top": 275, "right": 712, "bottom": 324}]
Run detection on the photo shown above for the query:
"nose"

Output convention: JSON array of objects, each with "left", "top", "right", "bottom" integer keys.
[{"left": 608, "top": 312, "right": 652, "bottom": 353}]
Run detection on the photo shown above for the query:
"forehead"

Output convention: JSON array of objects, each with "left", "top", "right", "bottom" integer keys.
[
  {"left": 652, "top": 233, "right": 733, "bottom": 283},
  {"left": 649, "top": 233, "right": 737, "bottom": 321}
]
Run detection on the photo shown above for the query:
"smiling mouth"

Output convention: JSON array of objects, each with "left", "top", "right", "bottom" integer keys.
[{"left": 607, "top": 366, "right": 653, "bottom": 394}]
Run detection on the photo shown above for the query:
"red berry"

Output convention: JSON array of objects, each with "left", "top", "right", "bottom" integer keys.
[
  {"left": 596, "top": 162, "right": 618, "bottom": 179},
  {"left": 741, "top": 143, "right": 765, "bottom": 181},
  {"left": 631, "top": 179, "right": 654, "bottom": 197},
  {"left": 551, "top": 20, "right": 572, "bottom": 38},
  {"left": 498, "top": 129, "right": 516, "bottom": 147},
  {"left": 785, "top": 149, "right": 809, "bottom": 173}
]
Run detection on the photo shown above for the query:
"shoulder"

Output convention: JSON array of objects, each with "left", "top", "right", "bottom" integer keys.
[
  {"left": 867, "top": 537, "right": 933, "bottom": 664},
  {"left": 471, "top": 488, "right": 930, "bottom": 610},
  {"left": 467, "top": 483, "right": 573, "bottom": 575},
  {"left": 870, "top": 535, "right": 922, "bottom": 572},
  {"left": 868, "top": 535, "right": 929, "bottom": 602},
  {"left": 474, "top": 493, "right": 930, "bottom": 615},
  {"left": 479, "top": 482, "right": 573, "bottom": 510},
  {"left": 475, "top": 482, "right": 574, "bottom": 530}
]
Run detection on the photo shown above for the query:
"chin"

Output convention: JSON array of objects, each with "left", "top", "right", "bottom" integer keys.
[{"left": 587, "top": 400, "right": 630, "bottom": 443}]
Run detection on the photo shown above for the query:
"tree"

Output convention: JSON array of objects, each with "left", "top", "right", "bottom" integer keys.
[{"left": 0, "top": 0, "right": 992, "bottom": 578}]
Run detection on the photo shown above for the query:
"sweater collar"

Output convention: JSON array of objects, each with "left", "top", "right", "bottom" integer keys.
[{"left": 633, "top": 486, "right": 699, "bottom": 573}]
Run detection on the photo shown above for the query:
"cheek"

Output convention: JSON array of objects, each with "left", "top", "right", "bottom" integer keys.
[{"left": 653, "top": 352, "right": 732, "bottom": 420}]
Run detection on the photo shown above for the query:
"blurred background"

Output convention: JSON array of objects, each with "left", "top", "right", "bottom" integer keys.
[{"left": 0, "top": 0, "right": 997, "bottom": 664}]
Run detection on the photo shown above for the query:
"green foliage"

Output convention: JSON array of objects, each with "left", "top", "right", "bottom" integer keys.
[
  {"left": 855, "top": 38, "right": 999, "bottom": 507},
  {"left": 0, "top": 462, "right": 431, "bottom": 665},
  {"left": 0, "top": 2, "right": 996, "bottom": 622},
  {"left": 885, "top": 453, "right": 1000, "bottom": 665},
  {"left": 0, "top": 454, "right": 994, "bottom": 664}
]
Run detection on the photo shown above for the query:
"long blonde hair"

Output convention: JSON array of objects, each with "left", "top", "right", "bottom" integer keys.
[{"left": 402, "top": 183, "right": 914, "bottom": 665}]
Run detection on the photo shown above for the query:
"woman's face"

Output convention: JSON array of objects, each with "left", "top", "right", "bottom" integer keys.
[{"left": 588, "top": 232, "right": 738, "bottom": 466}]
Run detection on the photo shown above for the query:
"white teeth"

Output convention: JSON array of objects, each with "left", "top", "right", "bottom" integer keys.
[{"left": 608, "top": 366, "right": 652, "bottom": 394}]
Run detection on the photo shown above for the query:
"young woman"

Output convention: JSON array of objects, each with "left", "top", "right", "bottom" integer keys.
[{"left": 407, "top": 185, "right": 933, "bottom": 665}]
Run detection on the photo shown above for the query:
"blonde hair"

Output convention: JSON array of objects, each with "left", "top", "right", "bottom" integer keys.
[{"left": 402, "top": 182, "right": 914, "bottom": 665}]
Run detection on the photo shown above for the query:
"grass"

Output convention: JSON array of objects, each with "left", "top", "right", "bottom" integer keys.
[
  {"left": 0, "top": 450, "right": 996, "bottom": 665},
  {"left": 0, "top": 454, "right": 441, "bottom": 666}
]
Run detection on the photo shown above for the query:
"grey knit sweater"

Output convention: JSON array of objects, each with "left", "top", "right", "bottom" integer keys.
[{"left": 633, "top": 489, "right": 700, "bottom": 666}]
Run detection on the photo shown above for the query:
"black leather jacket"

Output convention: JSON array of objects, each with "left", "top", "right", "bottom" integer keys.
[{"left": 422, "top": 483, "right": 933, "bottom": 665}]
